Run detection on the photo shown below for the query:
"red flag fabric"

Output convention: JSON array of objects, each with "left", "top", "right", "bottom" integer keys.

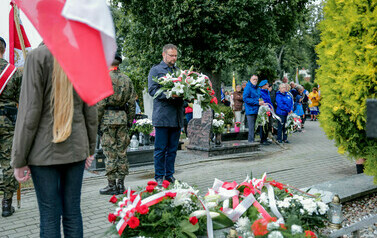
[
  {"left": 13, "top": 0, "right": 115, "bottom": 106},
  {"left": 9, "top": 3, "right": 32, "bottom": 67}
]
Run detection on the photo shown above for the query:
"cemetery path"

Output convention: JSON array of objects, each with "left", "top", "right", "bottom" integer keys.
[{"left": 0, "top": 121, "right": 356, "bottom": 238}]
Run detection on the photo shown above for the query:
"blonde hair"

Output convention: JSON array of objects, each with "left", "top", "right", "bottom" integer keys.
[{"left": 51, "top": 58, "right": 74, "bottom": 143}]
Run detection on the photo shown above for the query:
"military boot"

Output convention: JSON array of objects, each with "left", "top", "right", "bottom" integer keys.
[
  {"left": 99, "top": 180, "right": 117, "bottom": 195},
  {"left": 117, "top": 178, "right": 125, "bottom": 195},
  {"left": 2, "top": 196, "right": 15, "bottom": 217}
]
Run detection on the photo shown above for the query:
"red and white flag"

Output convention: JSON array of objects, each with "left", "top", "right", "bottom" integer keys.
[
  {"left": 13, "top": 0, "right": 116, "bottom": 106},
  {"left": 9, "top": 2, "right": 32, "bottom": 67}
]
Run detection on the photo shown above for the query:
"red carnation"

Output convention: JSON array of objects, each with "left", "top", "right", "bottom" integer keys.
[
  {"left": 305, "top": 230, "right": 317, "bottom": 238},
  {"left": 130, "top": 194, "right": 137, "bottom": 202},
  {"left": 108, "top": 213, "right": 117, "bottom": 223},
  {"left": 251, "top": 218, "right": 268, "bottom": 236},
  {"left": 165, "top": 192, "right": 177, "bottom": 198},
  {"left": 210, "top": 97, "right": 218, "bottom": 104},
  {"left": 127, "top": 216, "right": 140, "bottom": 229},
  {"left": 136, "top": 205, "right": 149, "bottom": 215},
  {"left": 280, "top": 224, "right": 287, "bottom": 230},
  {"left": 189, "top": 216, "right": 198, "bottom": 225},
  {"left": 162, "top": 180, "right": 170, "bottom": 188},
  {"left": 109, "top": 195, "right": 118, "bottom": 204},
  {"left": 243, "top": 187, "right": 254, "bottom": 197},
  {"left": 147, "top": 181, "right": 158, "bottom": 186},
  {"left": 146, "top": 185, "right": 155, "bottom": 193}
]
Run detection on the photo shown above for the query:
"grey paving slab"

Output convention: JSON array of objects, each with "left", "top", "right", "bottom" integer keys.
[{"left": 0, "top": 121, "right": 358, "bottom": 237}]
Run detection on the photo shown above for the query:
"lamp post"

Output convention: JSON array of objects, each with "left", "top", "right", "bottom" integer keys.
[{"left": 328, "top": 194, "right": 343, "bottom": 229}]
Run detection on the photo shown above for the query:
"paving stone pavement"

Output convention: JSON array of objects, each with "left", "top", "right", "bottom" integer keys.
[{"left": 0, "top": 121, "right": 356, "bottom": 238}]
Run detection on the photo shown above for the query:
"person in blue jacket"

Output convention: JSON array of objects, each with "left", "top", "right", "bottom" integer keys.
[
  {"left": 243, "top": 75, "right": 264, "bottom": 142},
  {"left": 258, "top": 80, "right": 272, "bottom": 145},
  {"left": 276, "top": 83, "right": 293, "bottom": 143}
]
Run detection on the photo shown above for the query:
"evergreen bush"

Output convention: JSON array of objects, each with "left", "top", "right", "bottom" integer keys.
[{"left": 316, "top": 0, "right": 377, "bottom": 181}]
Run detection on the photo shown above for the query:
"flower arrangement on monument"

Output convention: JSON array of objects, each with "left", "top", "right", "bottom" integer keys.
[
  {"left": 286, "top": 113, "right": 302, "bottom": 134},
  {"left": 134, "top": 118, "right": 154, "bottom": 135},
  {"left": 212, "top": 119, "right": 225, "bottom": 134},
  {"left": 106, "top": 180, "right": 233, "bottom": 237},
  {"left": 106, "top": 174, "right": 328, "bottom": 238},
  {"left": 208, "top": 174, "right": 328, "bottom": 238},
  {"left": 153, "top": 66, "right": 218, "bottom": 111}
]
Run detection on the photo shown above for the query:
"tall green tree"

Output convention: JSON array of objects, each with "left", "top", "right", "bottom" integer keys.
[
  {"left": 111, "top": 0, "right": 309, "bottom": 99},
  {"left": 316, "top": 0, "right": 377, "bottom": 181}
]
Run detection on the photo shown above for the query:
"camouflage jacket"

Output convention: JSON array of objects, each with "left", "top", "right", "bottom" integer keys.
[
  {"left": 97, "top": 69, "right": 136, "bottom": 127},
  {"left": 0, "top": 58, "right": 23, "bottom": 128}
]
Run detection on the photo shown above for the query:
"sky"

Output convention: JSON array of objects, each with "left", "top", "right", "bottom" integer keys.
[
  {"left": 0, "top": 1, "right": 43, "bottom": 61},
  {"left": 0, "top": 0, "right": 113, "bottom": 61}
]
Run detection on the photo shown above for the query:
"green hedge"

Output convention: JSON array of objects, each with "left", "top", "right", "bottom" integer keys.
[{"left": 316, "top": 0, "right": 377, "bottom": 182}]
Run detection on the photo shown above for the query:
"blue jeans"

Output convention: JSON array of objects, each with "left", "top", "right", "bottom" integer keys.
[
  {"left": 154, "top": 127, "right": 181, "bottom": 180},
  {"left": 30, "top": 160, "right": 85, "bottom": 238},
  {"left": 246, "top": 114, "right": 257, "bottom": 142},
  {"left": 277, "top": 114, "right": 288, "bottom": 142}
]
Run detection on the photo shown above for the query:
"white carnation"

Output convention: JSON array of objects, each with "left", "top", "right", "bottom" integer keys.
[
  {"left": 258, "top": 192, "right": 269, "bottom": 204},
  {"left": 301, "top": 198, "right": 317, "bottom": 215},
  {"left": 268, "top": 231, "right": 283, "bottom": 238},
  {"left": 267, "top": 222, "right": 280, "bottom": 230},
  {"left": 235, "top": 217, "right": 251, "bottom": 233},
  {"left": 291, "top": 224, "right": 303, "bottom": 234},
  {"left": 317, "top": 201, "right": 329, "bottom": 215}
]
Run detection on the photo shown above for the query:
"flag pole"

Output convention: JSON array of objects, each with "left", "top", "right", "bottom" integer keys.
[
  {"left": 13, "top": 5, "right": 27, "bottom": 60},
  {"left": 13, "top": 4, "right": 26, "bottom": 209}
]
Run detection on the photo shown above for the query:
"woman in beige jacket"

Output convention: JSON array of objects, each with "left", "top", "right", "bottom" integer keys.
[{"left": 11, "top": 44, "right": 97, "bottom": 238}]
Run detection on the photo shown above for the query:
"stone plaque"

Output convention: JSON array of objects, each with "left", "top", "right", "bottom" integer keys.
[
  {"left": 366, "top": 99, "right": 377, "bottom": 138},
  {"left": 143, "top": 88, "right": 153, "bottom": 119},
  {"left": 187, "top": 109, "right": 212, "bottom": 148}
]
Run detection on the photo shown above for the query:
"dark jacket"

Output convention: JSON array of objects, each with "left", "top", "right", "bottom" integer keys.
[
  {"left": 243, "top": 81, "right": 260, "bottom": 115},
  {"left": 260, "top": 88, "right": 272, "bottom": 108},
  {"left": 276, "top": 91, "right": 293, "bottom": 116},
  {"left": 232, "top": 91, "right": 243, "bottom": 111},
  {"left": 148, "top": 61, "right": 184, "bottom": 128},
  {"left": 11, "top": 45, "right": 98, "bottom": 168}
]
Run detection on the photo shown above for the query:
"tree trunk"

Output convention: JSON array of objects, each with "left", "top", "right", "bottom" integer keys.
[
  {"left": 276, "top": 45, "right": 285, "bottom": 80},
  {"left": 203, "top": 69, "right": 222, "bottom": 103}
]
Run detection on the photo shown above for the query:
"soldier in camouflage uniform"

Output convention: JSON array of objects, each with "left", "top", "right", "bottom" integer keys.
[
  {"left": 0, "top": 36, "right": 23, "bottom": 217},
  {"left": 98, "top": 54, "right": 135, "bottom": 195}
]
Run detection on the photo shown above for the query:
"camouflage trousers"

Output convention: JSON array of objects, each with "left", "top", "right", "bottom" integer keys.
[
  {"left": 0, "top": 127, "right": 18, "bottom": 199},
  {"left": 101, "top": 125, "right": 130, "bottom": 180}
]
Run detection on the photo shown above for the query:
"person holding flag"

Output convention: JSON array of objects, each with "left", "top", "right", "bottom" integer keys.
[{"left": 0, "top": 36, "right": 23, "bottom": 217}]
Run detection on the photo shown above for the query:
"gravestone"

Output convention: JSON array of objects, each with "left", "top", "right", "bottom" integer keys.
[
  {"left": 143, "top": 88, "right": 153, "bottom": 119},
  {"left": 187, "top": 109, "right": 212, "bottom": 148},
  {"left": 366, "top": 99, "right": 377, "bottom": 138}
]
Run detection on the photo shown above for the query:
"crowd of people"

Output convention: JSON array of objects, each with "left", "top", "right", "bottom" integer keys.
[{"left": 220, "top": 75, "right": 321, "bottom": 145}]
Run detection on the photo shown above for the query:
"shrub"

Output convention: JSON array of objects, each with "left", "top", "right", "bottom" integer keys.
[{"left": 316, "top": 0, "right": 377, "bottom": 182}]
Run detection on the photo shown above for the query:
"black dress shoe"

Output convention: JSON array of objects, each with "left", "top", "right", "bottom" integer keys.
[
  {"left": 165, "top": 176, "right": 176, "bottom": 183},
  {"left": 283, "top": 140, "right": 290, "bottom": 144},
  {"left": 260, "top": 141, "right": 270, "bottom": 145}
]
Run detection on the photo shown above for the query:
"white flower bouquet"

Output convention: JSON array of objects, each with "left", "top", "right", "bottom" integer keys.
[
  {"left": 135, "top": 119, "right": 153, "bottom": 135},
  {"left": 286, "top": 113, "right": 302, "bottom": 134},
  {"left": 153, "top": 67, "right": 218, "bottom": 111},
  {"left": 212, "top": 119, "right": 225, "bottom": 134}
]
